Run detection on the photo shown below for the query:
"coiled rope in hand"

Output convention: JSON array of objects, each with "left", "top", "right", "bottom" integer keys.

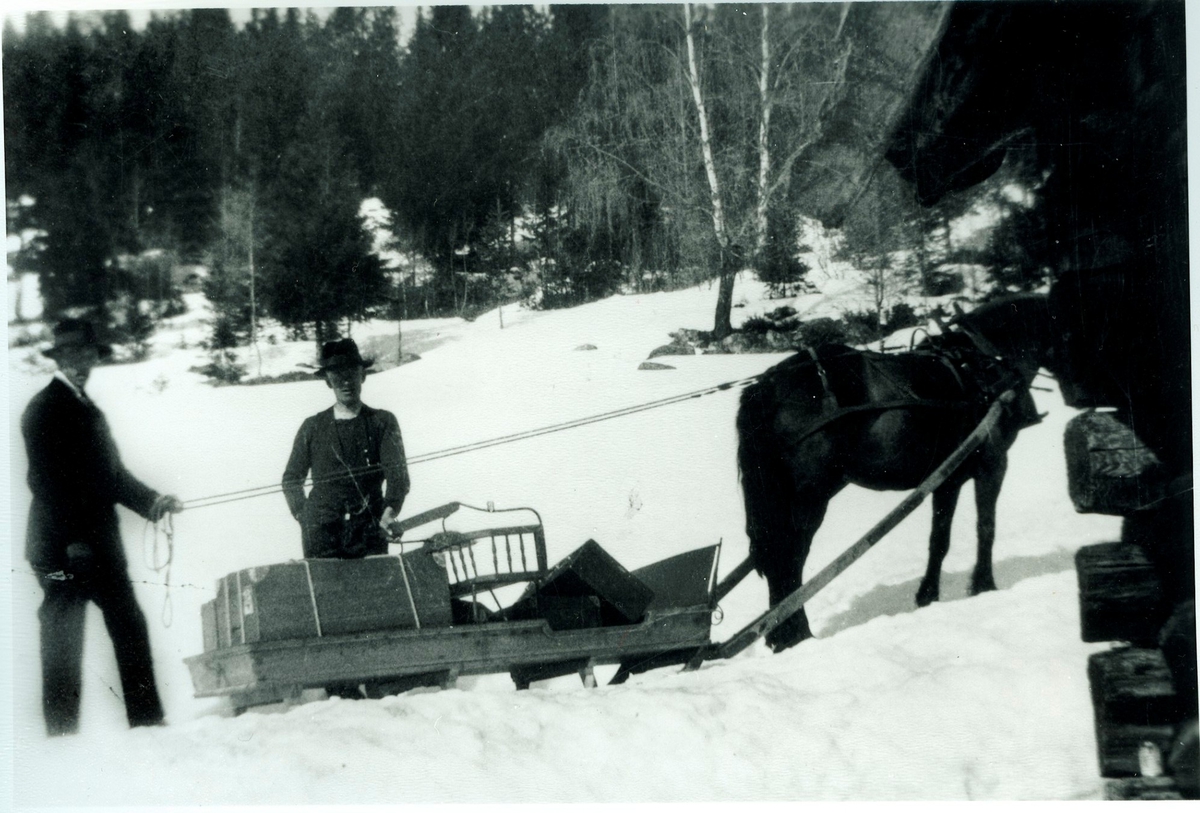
[{"left": 142, "top": 510, "right": 175, "bottom": 626}]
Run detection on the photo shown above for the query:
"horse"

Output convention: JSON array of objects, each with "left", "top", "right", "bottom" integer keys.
[{"left": 736, "top": 294, "right": 1061, "bottom": 652}]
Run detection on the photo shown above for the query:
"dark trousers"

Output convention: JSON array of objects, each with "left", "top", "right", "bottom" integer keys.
[
  {"left": 302, "top": 514, "right": 387, "bottom": 560},
  {"left": 38, "top": 569, "right": 164, "bottom": 735}
]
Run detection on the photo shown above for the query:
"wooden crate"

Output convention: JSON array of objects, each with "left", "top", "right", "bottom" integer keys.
[
  {"left": 1076, "top": 542, "right": 1171, "bottom": 644},
  {"left": 206, "top": 552, "right": 452, "bottom": 649},
  {"left": 1064, "top": 411, "right": 1166, "bottom": 514},
  {"left": 1088, "top": 647, "right": 1185, "bottom": 778}
]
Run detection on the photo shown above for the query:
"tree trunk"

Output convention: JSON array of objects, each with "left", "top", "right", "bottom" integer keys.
[
  {"left": 684, "top": 4, "right": 727, "bottom": 246},
  {"left": 754, "top": 4, "right": 772, "bottom": 260},
  {"left": 397, "top": 305, "right": 404, "bottom": 362},
  {"left": 683, "top": 3, "right": 735, "bottom": 339},
  {"left": 915, "top": 209, "right": 929, "bottom": 296},
  {"left": 12, "top": 273, "right": 24, "bottom": 323},
  {"left": 712, "top": 246, "right": 738, "bottom": 339},
  {"left": 249, "top": 185, "right": 262, "bottom": 376}
]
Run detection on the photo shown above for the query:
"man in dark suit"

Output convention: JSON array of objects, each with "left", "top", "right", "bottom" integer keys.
[
  {"left": 282, "top": 338, "right": 410, "bottom": 560},
  {"left": 22, "top": 318, "right": 184, "bottom": 735}
]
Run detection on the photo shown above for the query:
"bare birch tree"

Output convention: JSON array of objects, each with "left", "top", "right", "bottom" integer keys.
[{"left": 554, "top": 3, "right": 851, "bottom": 338}]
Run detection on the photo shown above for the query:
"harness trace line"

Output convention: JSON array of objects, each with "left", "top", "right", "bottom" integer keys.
[
  {"left": 179, "top": 374, "right": 760, "bottom": 511},
  {"left": 177, "top": 331, "right": 1045, "bottom": 513}
]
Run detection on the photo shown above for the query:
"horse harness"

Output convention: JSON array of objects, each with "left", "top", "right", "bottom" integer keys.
[{"left": 788, "top": 338, "right": 1034, "bottom": 447}]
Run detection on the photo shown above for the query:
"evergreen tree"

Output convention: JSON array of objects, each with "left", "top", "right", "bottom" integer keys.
[
  {"left": 387, "top": 5, "right": 483, "bottom": 292},
  {"left": 5, "top": 16, "right": 119, "bottom": 318},
  {"left": 255, "top": 13, "right": 387, "bottom": 343}
]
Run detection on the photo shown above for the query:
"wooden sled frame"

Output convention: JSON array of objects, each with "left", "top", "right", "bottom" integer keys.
[{"left": 186, "top": 504, "right": 721, "bottom": 713}]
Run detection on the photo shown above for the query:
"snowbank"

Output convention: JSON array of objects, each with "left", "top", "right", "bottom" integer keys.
[{"left": 6, "top": 276, "right": 1121, "bottom": 803}]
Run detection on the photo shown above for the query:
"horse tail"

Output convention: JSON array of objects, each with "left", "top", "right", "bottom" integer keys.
[{"left": 736, "top": 377, "right": 796, "bottom": 577}]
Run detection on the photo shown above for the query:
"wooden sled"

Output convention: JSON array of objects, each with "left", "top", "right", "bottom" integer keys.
[{"left": 185, "top": 503, "right": 719, "bottom": 713}]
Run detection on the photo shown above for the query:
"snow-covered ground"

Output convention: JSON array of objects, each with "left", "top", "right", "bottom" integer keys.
[{"left": 6, "top": 276, "right": 1122, "bottom": 803}]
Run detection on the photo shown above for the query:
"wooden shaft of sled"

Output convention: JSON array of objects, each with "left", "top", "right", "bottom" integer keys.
[
  {"left": 712, "top": 390, "right": 1015, "bottom": 662},
  {"left": 714, "top": 555, "right": 756, "bottom": 603}
]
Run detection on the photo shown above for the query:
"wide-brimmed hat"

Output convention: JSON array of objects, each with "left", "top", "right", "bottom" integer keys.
[
  {"left": 42, "top": 318, "right": 113, "bottom": 361},
  {"left": 312, "top": 338, "right": 374, "bottom": 377}
]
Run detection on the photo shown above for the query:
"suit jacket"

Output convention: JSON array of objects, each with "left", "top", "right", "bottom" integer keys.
[
  {"left": 281, "top": 404, "right": 410, "bottom": 526},
  {"left": 22, "top": 377, "right": 160, "bottom": 572}
]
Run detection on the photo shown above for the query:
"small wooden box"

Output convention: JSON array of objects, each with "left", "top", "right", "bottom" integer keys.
[{"left": 511, "top": 539, "right": 654, "bottom": 627}]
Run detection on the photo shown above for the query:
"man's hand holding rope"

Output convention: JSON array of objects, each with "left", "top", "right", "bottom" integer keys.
[
  {"left": 145, "top": 495, "right": 184, "bottom": 626},
  {"left": 149, "top": 494, "right": 185, "bottom": 522}
]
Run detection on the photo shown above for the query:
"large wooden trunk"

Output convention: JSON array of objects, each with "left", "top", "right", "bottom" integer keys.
[{"left": 201, "top": 552, "right": 452, "bottom": 650}]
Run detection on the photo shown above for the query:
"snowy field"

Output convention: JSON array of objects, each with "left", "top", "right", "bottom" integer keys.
[{"left": 5, "top": 276, "right": 1122, "bottom": 804}]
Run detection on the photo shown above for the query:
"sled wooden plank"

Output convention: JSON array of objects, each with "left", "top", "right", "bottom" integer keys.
[
  {"left": 708, "top": 391, "right": 1014, "bottom": 662},
  {"left": 185, "top": 608, "right": 710, "bottom": 698}
]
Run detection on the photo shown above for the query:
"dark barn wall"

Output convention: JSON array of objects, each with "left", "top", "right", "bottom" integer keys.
[
  {"left": 884, "top": 0, "right": 1189, "bottom": 471},
  {"left": 878, "top": 0, "right": 1195, "bottom": 756}
]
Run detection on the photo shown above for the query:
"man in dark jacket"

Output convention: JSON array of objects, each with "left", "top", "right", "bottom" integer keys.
[
  {"left": 22, "top": 318, "right": 184, "bottom": 735},
  {"left": 282, "top": 338, "right": 410, "bottom": 559}
]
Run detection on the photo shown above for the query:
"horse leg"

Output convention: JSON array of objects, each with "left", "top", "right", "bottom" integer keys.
[
  {"left": 970, "top": 455, "right": 1007, "bottom": 596},
  {"left": 762, "top": 497, "right": 829, "bottom": 653},
  {"left": 916, "top": 481, "right": 963, "bottom": 607}
]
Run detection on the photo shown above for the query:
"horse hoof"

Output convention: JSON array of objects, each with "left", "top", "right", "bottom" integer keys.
[
  {"left": 969, "top": 579, "right": 997, "bottom": 596},
  {"left": 915, "top": 585, "right": 938, "bottom": 607},
  {"left": 766, "top": 618, "right": 813, "bottom": 653},
  {"left": 768, "top": 635, "right": 805, "bottom": 654}
]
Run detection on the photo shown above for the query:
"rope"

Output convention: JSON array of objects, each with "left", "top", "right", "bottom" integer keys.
[
  {"left": 223, "top": 573, "right": 233, "bottom": 646},
  {"left": 177, "top": 375, "right": 760, "bottom": 512},
  {"left": 142, "top": 513, "right": 175, "bottom": 627},
  {"left": 236, "top": 570, "right": 246, "bottom": 644},
  {"left": 172, "top": 345, "right": 1048, "bottom": 514},
  {"left": 395, "top": 554, "right": 421, "bottom": 630},
  {"left": 301, "top": 560, "right": 323, "bottom": 637}
]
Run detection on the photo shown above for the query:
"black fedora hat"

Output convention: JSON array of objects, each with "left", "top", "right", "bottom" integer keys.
[
  {"left": 312, "top": 338, "right": 374, "bottom": 377},
  {"left": 42, "top": 318, "right": 113, "bottom": 361}
]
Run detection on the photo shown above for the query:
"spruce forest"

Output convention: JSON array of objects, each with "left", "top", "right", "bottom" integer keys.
[{"left": 4, "top": 5, "right": 1046, "bottom": 358}]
